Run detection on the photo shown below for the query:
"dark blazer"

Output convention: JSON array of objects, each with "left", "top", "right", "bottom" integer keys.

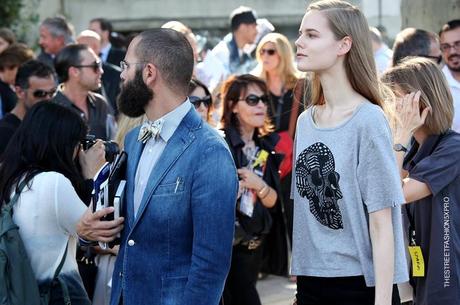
[
  {"left": 101, "top": 62, "right": 121, "bottom": 115},
  {"left": 106, "top": 47, "right": 125, "bottom": 67}
]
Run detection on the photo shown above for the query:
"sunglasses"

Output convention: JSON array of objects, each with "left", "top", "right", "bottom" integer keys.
[
  {"left": 31, "top": 88, "right": 57, "bottom": 98},
  {"left": 418, "top": 54, "right": 443, "bottom": 64},
  {"left": 189, "top": 95, "right": 212, "bottom": 108},
  {"left": 239, "top": 94, "right": 269, "bottom": 106},
  {"left": 259, "top": 48, "right": 276, "bottom": 56},
  {"left": 73, "top": 60, "right": 102, "bottom": 72}
]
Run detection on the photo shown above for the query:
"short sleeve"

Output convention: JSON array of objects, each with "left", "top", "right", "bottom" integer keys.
[
  {"left": 409, "top": 137, "right": 460, "bottom": 196},
  {"left": 53, "top": 174, "right": 87, "bottom": 236},
  {"left": 357, "top": 131, "right": 405, "bottom": 213}
]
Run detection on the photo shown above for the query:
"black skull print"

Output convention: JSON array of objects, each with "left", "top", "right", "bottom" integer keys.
[{"left": 296, "top": 142, "right": 344, "bottom": 230}]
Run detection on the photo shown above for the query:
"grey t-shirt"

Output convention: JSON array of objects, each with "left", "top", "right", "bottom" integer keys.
[{"left": 291, "top": 102, "right": 409, "bottom": 286}]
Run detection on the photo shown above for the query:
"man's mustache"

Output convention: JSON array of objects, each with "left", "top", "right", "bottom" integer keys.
[{"left": 448, "top": 54, "right": 460, "bottom": 61}]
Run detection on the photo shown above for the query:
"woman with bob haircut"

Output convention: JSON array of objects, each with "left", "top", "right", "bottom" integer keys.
[
  {"left": 220, "top": 74, "right": 283, "bottom": 305},
  {"left": 0, "top": 102, "right": 105, "bottom": 305},
  {"left": 292, "top": 1, "right": 408, "bottom": 304},
  {"left": 382, "top": 57, "right": 460, "bottom": 305}
]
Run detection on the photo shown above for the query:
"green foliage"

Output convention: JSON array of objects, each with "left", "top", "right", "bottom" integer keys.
[{"left": 0, "top": 0, "right": 23, "bottom": 28}]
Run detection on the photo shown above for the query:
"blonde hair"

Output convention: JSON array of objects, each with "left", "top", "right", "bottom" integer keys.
[
  {"left": 381, "top": 57, "right": 454, "bottom": 135},
  {"left": 254, "top": 32, "right": 299, "bottom": 90},
  {"left": 305, "top": 0, "right": 392, "bottom": 112},
  {"left": 114, "top": 114, "right": 146, "bottom": 149}
]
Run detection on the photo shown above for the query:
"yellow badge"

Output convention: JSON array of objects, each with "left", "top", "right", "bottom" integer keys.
[
  {"left": 252, "top": 150, "right": 269, "bottom": 169},
  {"left": 408, "top": 246, "right": 425, "bottom": 277}
]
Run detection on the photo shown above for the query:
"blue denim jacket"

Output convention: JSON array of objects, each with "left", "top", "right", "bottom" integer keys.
[{"left": 110, "top": 108, "right": 238, "bottom": 305}]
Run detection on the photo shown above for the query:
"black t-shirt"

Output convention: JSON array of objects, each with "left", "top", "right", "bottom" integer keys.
[
  {"left": 0, "top": 112, "right": 21, "bottom": 156},
  {"left": 403, "top": 130, "right": 460, "bottom": 305}
]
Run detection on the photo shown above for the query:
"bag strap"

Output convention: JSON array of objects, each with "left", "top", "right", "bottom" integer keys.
[{"left": 2, "top": 178, "right": 30, "bottom": 212}]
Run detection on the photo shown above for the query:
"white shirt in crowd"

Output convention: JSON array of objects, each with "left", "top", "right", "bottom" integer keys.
[
  {"left": 374, "top": 44, "right": 393, "bottom": 75},
  {"left": 443, "top": 65, "right": 460, "bottom": 132},
  {"left": 133, "top": 99, "right": 191, "bottom": 217},
  {"left": 13, "top": 172, "right": 87, "bottom": 281}
]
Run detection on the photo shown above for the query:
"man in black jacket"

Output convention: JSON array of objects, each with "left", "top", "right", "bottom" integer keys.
[{"left": 89, "top": 18, "right": 125, "bottom": 67}]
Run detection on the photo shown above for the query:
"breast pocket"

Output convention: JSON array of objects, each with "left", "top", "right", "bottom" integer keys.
[
  {"left": 160, "top": 276, "right": 187, "bottom": 305},
  {"left": 154, "top": 177, "right": 185, "bottom": 196}
]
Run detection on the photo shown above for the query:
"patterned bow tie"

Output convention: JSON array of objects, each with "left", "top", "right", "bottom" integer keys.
[{"left": 137, "top": 119, "right": 164, "bottom": 143}]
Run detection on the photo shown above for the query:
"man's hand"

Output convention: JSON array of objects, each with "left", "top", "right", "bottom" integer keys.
[
  {"left": 79, "top": 140, "right": 106, "bottom": 179},
  {"left": 77, "top": 204, "right": 124, "bottom": 243}
]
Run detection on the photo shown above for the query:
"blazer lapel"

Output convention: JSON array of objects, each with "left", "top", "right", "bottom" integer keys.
[
  {"left": 126, "top": 128, "right": 144, "bottom": 227},
  {"left": 131, "top": 119, "right": 196, "bottom": 228}
]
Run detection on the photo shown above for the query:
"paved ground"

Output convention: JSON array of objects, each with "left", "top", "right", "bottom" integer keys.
[{"left": 258, "top": 275, "right": 296, "bottom": 305}]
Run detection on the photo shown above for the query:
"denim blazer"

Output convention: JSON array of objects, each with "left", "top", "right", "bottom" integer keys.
[{"left": 110, "top": 108, "right": 238, "bottom": 305}]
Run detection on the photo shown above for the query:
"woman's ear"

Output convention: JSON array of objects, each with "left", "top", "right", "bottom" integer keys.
[{"left": 338, "top": 36, "right": 352, "bottom": 56}]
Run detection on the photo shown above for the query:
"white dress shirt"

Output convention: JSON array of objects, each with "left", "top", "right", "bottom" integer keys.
[
  {"left": 133, "top": 100, "right": 191, "bottom": 217},
  {"left": 100, "top": 43, "right": 112, "bottom": 63},
  {"left": 443, "top": 65, "right": 460, "bottom": 132}
]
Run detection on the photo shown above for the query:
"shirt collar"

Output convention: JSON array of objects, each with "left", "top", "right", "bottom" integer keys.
[
  {"left": 152, "top": 98, "right": 191, "bottom": 143},
  {"left": 100, "top": 43, "right": 112, "bottom": 62},
  {"left": 56, "top": 85, "right": 96, "bottom": 108},
  {"left": 443, "top": 65, "right": 460, "bottom": 89}
]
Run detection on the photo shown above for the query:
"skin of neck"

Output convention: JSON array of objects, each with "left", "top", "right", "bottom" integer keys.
[
  {"left": 413, "top": 127, "right": 430, "bottom": 146},
  {"left": 449, "top": 68, "right": 460, "bottom": 83},
  {"left": 318, "top": 59, "right": 363, "bottom": 110},
  {"left": 62, "top": 81, "right": 89, "bottom": 108},
  {"left": 266, "top": 70, "right": 284, "bottom": 93},
  {"left": 233, "top": 30, "right": 248, "bottom": 50},
  {"left": 144, "top": 82, "right": 188, "bottom": 121},
  {"left": 10, "top": 101, "right": 27, "bottom": 120},
  {"left": 238, "top": 121, "right": 256, "bottom": 143}
]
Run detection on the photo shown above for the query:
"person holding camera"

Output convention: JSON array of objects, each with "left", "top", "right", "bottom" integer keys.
[
  {"left": 0, "top": 102, "right": 109, "bottom": 304},
  {"left": 53, "top": 44, "right": 116, "bottom": 141}
]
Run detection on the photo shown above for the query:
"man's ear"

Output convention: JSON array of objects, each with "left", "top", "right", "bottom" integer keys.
[
  {"left": 144, "top": 63, "right": 157, "bottom": 87},
  {"left": 68, "top": 66, "right": 80, "bottom": 79},
  {"left": 337, "top": 36, "right": 352, "bottom": 56},
  {"left": 15, "top": 86, "right": 26, "bottom": 99}
]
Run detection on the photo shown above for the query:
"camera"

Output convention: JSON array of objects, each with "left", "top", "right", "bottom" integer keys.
[{"left": 81, "top": 135, "right": 120, "bottom": 163}]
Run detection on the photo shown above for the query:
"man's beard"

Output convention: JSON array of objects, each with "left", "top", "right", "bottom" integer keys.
[
  {"left": 447, "top": 54, "right": 460, "bottom": 72},
  {"left": 117, "top": 69, "right": 153, "bottom": 117}
]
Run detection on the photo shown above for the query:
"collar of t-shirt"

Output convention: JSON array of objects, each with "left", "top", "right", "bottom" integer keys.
[
  {"left": 100, "top": 43, "right": 112, "bottom": 62},
  {"left": 443, "top": 65, "right": 460, "bottom": 89},
  {"left": 146, "top": 98, "right": 191, "bottom": 143},
  {"left": 403, "top": 133, "right": 444, "bottom": 171}
]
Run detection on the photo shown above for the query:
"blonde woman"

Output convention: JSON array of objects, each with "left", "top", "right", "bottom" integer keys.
[
  {"left": 253, "top": 32, "right": 301, "bottom": 135},
  {"left": 382, "top": 57, "right": 460, "bottom": 305},
  {"left": 292, "top": 1, "right": 408, "bottom": 304}
]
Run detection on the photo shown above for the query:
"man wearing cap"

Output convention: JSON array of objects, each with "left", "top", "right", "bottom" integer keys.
[{"left": 198, "top": 6, "right": 258, "bottom": 90}]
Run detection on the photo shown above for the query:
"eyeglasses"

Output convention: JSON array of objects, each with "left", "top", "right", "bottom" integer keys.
[
  {"left": 259, "top": 48, "right": 276, "bottom": 56},
  {"left": 120, "top": 60, "right": 147, "bottom": 71},
  {"left": 189, "top": 95, "right": 212, "bottom": 108},
  {"left": 73, "top": 60, "right": 102, "bottom": 73},
  {"left": 31, "top": 88, "right": 57, "bottom": 98},
  {"left": 418, "top": 54, "right": 443, "bottom": 64},
  {"left": 239, "top": 94, "right": 269, "bottom": 106},
  {"left": 440, "top": 40, "right": 460, "bottom": 53}
]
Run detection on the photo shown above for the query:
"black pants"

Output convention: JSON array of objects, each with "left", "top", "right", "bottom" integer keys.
[
  {"left": 296, "top": 276, "right": 401, "bottom": 305},
  {"left": 223, "top": 244, "right": 264, "bottom": 305}
]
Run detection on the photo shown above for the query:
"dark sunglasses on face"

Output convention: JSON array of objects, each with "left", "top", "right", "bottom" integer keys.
[
  {"left": 240, "top": 94, "right": 269, "bottom": 106},
  {"left": 189, "top": 95, "right": 212, "bottom": 108},
  {"left": 73, "top": 60, "right": 102, "bottom": 72},
  {"left": 32, "top": 88, "right": 57, "bottom": 98},
  {"left": 259, "top": 48, "right": 276, "bottom": 56}
]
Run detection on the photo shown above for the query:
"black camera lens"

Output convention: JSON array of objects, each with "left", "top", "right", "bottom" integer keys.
[{"left": 104, "top": 141, "right": 120, "bottom": 163}]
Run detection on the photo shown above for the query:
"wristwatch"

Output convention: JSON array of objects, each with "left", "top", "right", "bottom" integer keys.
[{"left": 393, "top": 143, "right": 408, "bottom": 152}]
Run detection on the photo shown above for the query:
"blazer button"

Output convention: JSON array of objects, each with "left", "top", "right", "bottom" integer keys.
[{"left": 128, "top": 239, "right": 135, "bottom": 246}]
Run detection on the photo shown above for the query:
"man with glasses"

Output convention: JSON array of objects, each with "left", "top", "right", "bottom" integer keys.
[
  {"left": 440, "top": 20, "right": 460, "bottom": 132},
  {"left": 53, "top": 44, "right": 116, "bottom": 140},
  {"left": 0, "top": 60, "right": 56, "bottom": 154}
]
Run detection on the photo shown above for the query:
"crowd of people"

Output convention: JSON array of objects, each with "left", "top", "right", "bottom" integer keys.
[{"left": 0, "top": 1, "right": 459, "bottom": 305}]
